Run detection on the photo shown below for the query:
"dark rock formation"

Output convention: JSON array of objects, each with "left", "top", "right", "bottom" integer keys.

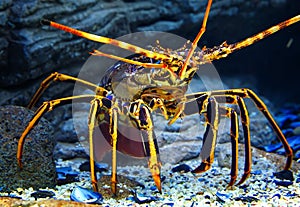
[{"left": 0, "top": 105, "right": 56, "bottom": 192}]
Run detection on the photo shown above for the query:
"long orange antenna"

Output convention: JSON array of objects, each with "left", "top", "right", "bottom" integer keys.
[
  {"left": 229, "top": 15, "right": 300, "bottom": 52},
  {"left": 179, "top": 0, "right": 213, "bottom": 79},
  {"left": 202, "top": 14, "right": 300, "bottom": 62},
  {"left": 41, "top": 19, "right": 171, "bottom": 61}
]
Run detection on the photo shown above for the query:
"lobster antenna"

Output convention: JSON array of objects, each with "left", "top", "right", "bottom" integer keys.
[
  {"left": 41, "top": 19, "right": 172, "bottom": 62},
  {"left": 179, "top": 0, "right": 213, "bottom": 79},
  {"left": 203, "top": 14, "right": 300, "bottom": 62}
]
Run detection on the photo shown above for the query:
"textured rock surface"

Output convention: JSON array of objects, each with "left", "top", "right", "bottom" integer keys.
[
  {"left": 0, "top": 0, "right": 298, "bottom": 101},
  {"left": 0, "top": 105, "right": 56, "bottom": 192}
]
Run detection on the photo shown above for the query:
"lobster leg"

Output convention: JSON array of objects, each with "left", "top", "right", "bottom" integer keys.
[
  {"left": 88, "top": 98, "right": 102, "bottom": 192},
  {"left": 209, "top": 89, "right": 293, "bottom": 170},
  {"left": 235, "top": 96, "right": 251, "bottom": 185},
  {"left": 88, "top": 97, "right": 119, "bottom": 194},
  {"left": 186, "top": 88, "right": 292, "bottom": 185},
  {"left": 17, "top": 95, "right": 104, "bottom": 168},
  {"left": 184, "top": 92, "right": 272, "bottom": 186},
  {"left": 192, "top": 97, "right": 220, "bottom": 173},
  {"left": 27, "top": 72, "right": 107, "bottom": 109},
  {"left": 129, "top": 101, "right": 162, "bottom": 192},
  {"left": 109, "top": 107, "right": 119, "bottom": 195},
  {"left": 220, "top": 107, "right": 239, "bottom": 187}
]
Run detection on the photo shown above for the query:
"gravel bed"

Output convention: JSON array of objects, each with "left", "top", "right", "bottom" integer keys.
[{"left": 1, "top": 155, "right": 299, "bottom": 207}]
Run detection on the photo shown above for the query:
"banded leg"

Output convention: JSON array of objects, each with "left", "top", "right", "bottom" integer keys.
[
  {"left": 209, "top": 94, "right": 252, "bottom": 185},
  {"left": 192, "top": 97, "right": 220, "bottom": 173},
  {"left": 88, "top": 97, "right": 118, "bottom": 194},
  {"left": 235, "top": 96, "right": 251, "bottom": 184},
  {"left": 88, "top": 98, "right": 102, "bottom": 192},
  {"left": 110, "top": 107, "right": 119, "bottom": 195},
  {"left": 185, "top": 92, "right": 260, "bottom": 186},
  {"left": 27, "top": 72, "right": 107, "bottom": 109},
  {"left": 129, "top": 101, "right": 162, "bottom": 192},
  {"left": 220, "top": 107, "right": 239, "bottom": 187},
  {"left": 211, "top": 89, "right": 293, "bottom": 170},
  {"left": 17, "top": 95, "right": 104, "bottom": 168}
]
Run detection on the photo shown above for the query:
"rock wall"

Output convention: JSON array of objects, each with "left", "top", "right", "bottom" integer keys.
[{"left": 1, "top": 0, "right": 296, "bottom": 89}]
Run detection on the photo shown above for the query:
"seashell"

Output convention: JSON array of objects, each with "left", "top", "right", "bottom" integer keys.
[
  {"left": 216, "top": 191, "right": 232, "bottom": 203},
  {"left": 272, "top": 193, "right": 281, "bottom": 199},
  {"left": 275, "top": 114, "right": 298, "bottom": 128},
  {"left": 70, "top": 186, "right": 103, "bottom": 204},
  {"left": 130, "top": 190, "right": 159, "bottom": 204},
  {"left": 56, "top": 167, "right": 79, "bottom": 185},
  {"left": 251, "top": 170, "right": 262, "bottom": 175},
  {"left": 263, "top": 142, "right": 282, "bottom": 152},
  {"left": 285, "top": 191, "right": 297, "bottom": 197},
  {"left": 56, "top": 167, "right": 79, "bottom": 177}
]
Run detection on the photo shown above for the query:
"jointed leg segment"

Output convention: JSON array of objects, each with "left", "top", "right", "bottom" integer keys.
[
  {"left": 17, "top": 94, "right": 105, "bottom": 168},
  {"left": 28, "top": 72, "right": 108, "bottom": 109},
  {"left": 184, "top": 88, "right": 292, "bottom": 186}
]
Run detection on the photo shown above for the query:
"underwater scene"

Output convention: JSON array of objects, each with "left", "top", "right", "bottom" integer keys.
[{"left": 0, "top": 0, "right": 300, "bottom": 206}]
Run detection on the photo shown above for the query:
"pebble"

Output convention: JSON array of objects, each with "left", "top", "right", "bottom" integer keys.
[
  {"left": 31, "top": 190, "right": 55, "bottom": 199},
  {"left": 273, "top": 170, "right": 294, "bottom": 181},
  {"left": 79, "top": 161, "right": 108, "bottom": 173},
  {"left": 171, "top": 164, "right": 192, "bottom": 173}
]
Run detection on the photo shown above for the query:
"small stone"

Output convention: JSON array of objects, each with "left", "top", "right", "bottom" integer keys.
[
  {"left": 293, "top": 126, "right": 300, "bottom": 135},
  {"left": 79, "top": 161, "right": 108, "bottom": 173},
  {"left": 31, "top": 190, "right": 55, "bottom": 200},
  {"left": 273, "top": 170, "right": 294, "bottom": 181},
  {"left": 234, "top": 196, "right": 259, "bottom": 203},
  {"left": 171, "top": 164, "right": 192, "bottom": 173},
  {"left": 274, "top": 180, "right": 293, "bottom": 187}
]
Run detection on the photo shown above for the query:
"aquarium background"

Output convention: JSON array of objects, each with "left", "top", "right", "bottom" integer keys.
[
  {"left": 0, "top": 0, "right": 299, "bottom": 106},
  {"left": 0, "top": 0, "right": 300, "bottom": 205}
]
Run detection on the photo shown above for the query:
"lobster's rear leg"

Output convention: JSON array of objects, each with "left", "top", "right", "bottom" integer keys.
[
  {"left": 221, "top": 107, "right": 239, "bottom": 187},
  {"left": 27, "top": 72, "right": 107, "bottom": 109},
  {"left": 190, "top": 98, "right": 239, "bottom": 187},
  {"left": 185, "top": 93, "right": 252, "bottom": 186},
  {"left": 212, "top": 89, "right": 293, "bottom": 170},
  {"left": 192, "top": 97, "right": 219, "bottom": 173},
  {"left": 208, "top": 94, "right": 252, "bottom": 185},
  {"left": 17, "top": 95, "right": 105, "bottom": 168}
]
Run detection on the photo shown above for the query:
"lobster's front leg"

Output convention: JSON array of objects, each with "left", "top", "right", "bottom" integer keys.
[
  {"left": 129, "top": 101, "right": 162, "bottom": 192},
  {"left": 109, "top": 107, "right": 119, "bottom": 195},
  {"left": 88, "top": 97, "right": 118, "bottom": 194},
  {"left": 192, "top": 97, "right": 220, "bottom": 173}
]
